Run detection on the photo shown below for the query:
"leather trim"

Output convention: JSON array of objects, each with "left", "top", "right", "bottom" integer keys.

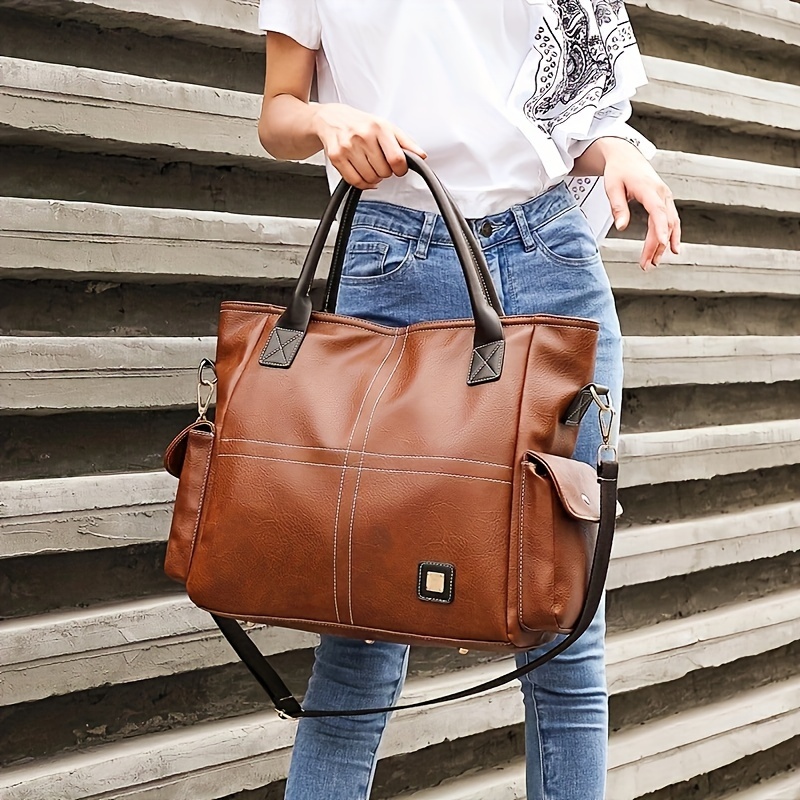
[
  {"left": 259, "top": 326, "right": 305, "bottom": 368},
  {"left": 468, "top": 340, "right": 505, "bottom": 385}
]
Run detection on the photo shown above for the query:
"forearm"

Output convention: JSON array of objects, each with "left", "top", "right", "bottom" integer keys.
[
  {"left": 258, "top": 93, "right": 323, "bottom": 161},
  {"left": 571, "top": 136, "right": 643, "bottom": 177}
]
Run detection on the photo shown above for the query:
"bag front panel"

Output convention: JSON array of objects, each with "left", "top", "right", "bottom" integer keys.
[{"left": 188, "top": 304, "right": 600, "bottom": 649}]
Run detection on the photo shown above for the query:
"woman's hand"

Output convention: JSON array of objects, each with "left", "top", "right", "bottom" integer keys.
[
  {"left": 574, "top": 137, "right": 681, "bottom": 271},
  {"left": 312, "top": 104, "right": 427, "bottom": 190}
]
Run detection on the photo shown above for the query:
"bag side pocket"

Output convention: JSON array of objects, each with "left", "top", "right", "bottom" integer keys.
[
  {"left": 518, "top": 452, "right": 599, "bottom": 634},
  {"left": 164, "top": 424, "right": 215, "bottom": 585}
]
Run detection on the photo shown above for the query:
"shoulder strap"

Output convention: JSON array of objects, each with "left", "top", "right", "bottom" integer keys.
[{"left": 212, "top": 458, "right": 618, "bottom": 719}]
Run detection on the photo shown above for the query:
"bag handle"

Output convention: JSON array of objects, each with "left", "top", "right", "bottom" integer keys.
[
  {"left": 259, "top": 152, "right": 507, "bottom": 386},
  {"left": 211, "top": 450, "right": 618, "bottom": 720},
  {"left": 322, "top": 181, "right": 505, "bottom": 317}
]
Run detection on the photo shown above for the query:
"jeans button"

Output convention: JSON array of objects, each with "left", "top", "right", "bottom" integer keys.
[{"left": 480, "top": 221, "right": 493, "bottom": 237}]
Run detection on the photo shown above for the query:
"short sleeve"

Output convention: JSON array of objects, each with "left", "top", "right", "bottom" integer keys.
[{"left": 258, "top": 0, "right": 322, "bottom": 50}]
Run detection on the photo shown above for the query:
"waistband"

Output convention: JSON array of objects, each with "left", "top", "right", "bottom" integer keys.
[{"left": 350, "top": 181, "right": 579, "bottom": 252}]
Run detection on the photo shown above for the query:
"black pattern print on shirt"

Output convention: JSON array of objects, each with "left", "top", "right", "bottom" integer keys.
[{"left": 523, "top": 0, "right": 637, "bottom": 135}]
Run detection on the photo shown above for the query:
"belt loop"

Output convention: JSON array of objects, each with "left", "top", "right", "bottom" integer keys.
[
  {"left": 415, "top": 212, "right": 436, "bottom": 260},
  {"left": 511, "top": 204, "right": 536, "bottom": 252}
]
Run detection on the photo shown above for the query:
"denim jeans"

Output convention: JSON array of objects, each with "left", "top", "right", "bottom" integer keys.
[{"left": 284, "top": 182, "right": 623, "bottom": 800}]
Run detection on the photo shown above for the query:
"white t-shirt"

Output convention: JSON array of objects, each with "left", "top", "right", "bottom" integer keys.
[{"left": 259, "top": 0, "right": 654, "bottom": 236}]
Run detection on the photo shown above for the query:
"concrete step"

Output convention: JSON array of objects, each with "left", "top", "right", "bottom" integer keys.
[
  {"left": 4, "top": 334, "right": 798, "bottom": 413},
  {"left": 4, "top": 418, "right": 800, "bottom": 558},
  {"left": 0, "top": 471, "right": 174, "bottom": 559},
  {"left": 12, "top": 0, "right": 800, "bottom": 57},
  {"left": 398, "top": 675, "right": 800, "bottom": 800},
  {"left": 0, "top": 55, "right": 316, "bottom": 167},
  {"left": 0, "top": 594, "right": 316, "bottom": 706},
  {"left": 651, "top": 150, "right": 800, "bottom": 216},
  {"left": 3, "top": 197, "right": 799, "bottom": 294},
  {"left": 0, "top": 336, "right": 216, "bottom": 412},
  {"left": 608, "top": 500, "right": 800, "bottom": 590},
  {"left": 3, "top": 580, "right": 798, "bottom": 708},
  {"left": 638, "top": 55, "right": 800, "bottom": 137},
  {"left": 721, "top": 768, "right": 800, "bottom": 800},
  {"left": 618, "top": 418, "right": 800, "bottom": 488},
  {"left": 0, "top": 0, "right": 262, "bottom": 49},
  {"left": 626, "top": 0, "right": 800, "bottom": 50},
  {"left": 622, "top": 335, "right": 800, "bottom": 387},
  {"left": 2, "top": 54, "right": 799, "bottom": 186},
  {"left": 3, "top": 648, "right": 797, "bottom": 800}
]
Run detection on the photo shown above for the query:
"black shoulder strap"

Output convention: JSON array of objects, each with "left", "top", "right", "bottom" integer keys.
[{"left": 212, "top": 458, "right": 618, "bottom": 719}]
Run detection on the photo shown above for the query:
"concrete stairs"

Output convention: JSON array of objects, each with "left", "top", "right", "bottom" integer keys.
[{"left": 0, "top": 1, "right": 798, "bottom": 798}]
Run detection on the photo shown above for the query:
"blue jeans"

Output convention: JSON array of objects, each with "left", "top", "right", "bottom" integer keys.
[{"left": 285, "top": 183, "right": 623, "bottom": 800}]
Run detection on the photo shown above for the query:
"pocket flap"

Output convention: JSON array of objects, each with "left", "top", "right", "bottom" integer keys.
[
  {"left": 164, "top": 420, "right": 215, "bottom": 477},
  {"left": 525, "top": 452, "right": 600, "bottom": 522}
]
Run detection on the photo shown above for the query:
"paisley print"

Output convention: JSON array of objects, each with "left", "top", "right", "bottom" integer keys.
[{"left": 509, "top": 0, "right": 655, "bottom": 238}]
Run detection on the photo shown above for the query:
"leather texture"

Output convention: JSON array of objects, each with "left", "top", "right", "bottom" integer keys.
[
  {"left": 164, "top": 153, "right": 613, "bottom": 658},
  {"left": 176, "top": 303, "right": 599, "bottom": 652},
  {"left": 164, "top": 422, "right": 215, "bottom": 584}
]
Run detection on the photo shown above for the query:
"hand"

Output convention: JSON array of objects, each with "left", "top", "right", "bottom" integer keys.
[
  {"left": 311, "top": 104, "right": 427, "bottom": 190},
  {"left": 602, "top": 141, "right": 681, "bottom": 271}
]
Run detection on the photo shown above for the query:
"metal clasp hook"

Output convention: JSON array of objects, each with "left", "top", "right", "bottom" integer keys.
[
  {"left": 589, "top": 384, "right": 617, "bottom": 462},
  {"left": 196, "top": 358, "right": 217, "bottom": 421}
]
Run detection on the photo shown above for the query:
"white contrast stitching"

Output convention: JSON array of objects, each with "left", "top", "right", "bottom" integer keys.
[
  {"left": 331, "top": 337, "right": 399, "bottom": 623},
  {"left": 220, "top": 438, "right": 511, "bottom": 470},
  {"left": 188, "top": 432, "right": 215, "bottom": 565},
  {"left": 418, "top": 562, "right": 455, "bottom": 604},
  {"left": 518, "top": 466, "right": 527, "bottom": 630},
  {"left": 216, "top": 453, "right": 512, "bottom": 484},
  {"left": 347, "top": 330, "right": 409, "bottom": 625},
  {"left": 219, "top": 307, "right": 598, "bottom": 335}
]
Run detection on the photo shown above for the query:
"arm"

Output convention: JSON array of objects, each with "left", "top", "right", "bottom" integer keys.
[
  {"left": 259, "top": 33, "right": 426, "bottom": 190},
  {"left": 572, "top": 136, "right": 681, "bottom": 272}
]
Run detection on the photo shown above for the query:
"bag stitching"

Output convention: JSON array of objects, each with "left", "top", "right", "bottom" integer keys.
[
  {"left": 332, "top": 337, "right": 400, "bottom": 623},
  {"left": 347, "top": 330, "right": 409, "bottom": 624},
  {"left": 188, "top": 435, "right": 215, "bottom": 566},
  {"left": 259, "top": 328, "right": 302, "bottom": 365},
  {"left": 220, "top": 438, "right": 511, "bottom": 470},
  {"left": 216, "top": 453, "right": 512, "bottom": 484},
  {"left": 219, "top": 307, "right": 597, "bottom": 335}
]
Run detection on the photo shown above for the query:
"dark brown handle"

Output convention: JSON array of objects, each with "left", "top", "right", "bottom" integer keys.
[
  {"left": 259, "top": 152, "right": 506, "bottom": 385},
  {"left": 323, "top": 179, "right": 504, "bottom": 317}
]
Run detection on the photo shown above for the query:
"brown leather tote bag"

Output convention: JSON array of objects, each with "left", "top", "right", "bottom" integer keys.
[{"left": 163, "top": 154, "right": 620, "bottom": 719}]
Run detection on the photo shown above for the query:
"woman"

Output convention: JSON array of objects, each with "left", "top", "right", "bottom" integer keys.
[{"left": 257, "top": 2, "right": 681, "bottom": 798}]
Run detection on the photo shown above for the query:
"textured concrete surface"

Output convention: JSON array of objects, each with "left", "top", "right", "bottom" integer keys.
[
  {"left": 639, "top": 55, "right": 800, "bottom": 137},
  {"left": 0, "top": 597, "right": 315, "bottom": 705},
  {"left": 609, "top": 500, "right": 800, "bottom": 588},
  {"left": 627, "top": 0, "right": 800, "bottom": 49},
  {"left": 722, "top": 768, "right": 800, "bottom": 799},
  {"left": 618, "top": 419, "right": 800, "bottom": 488},
  {"left": 0, "top": 0, "right": 262, "bottom": 49}
]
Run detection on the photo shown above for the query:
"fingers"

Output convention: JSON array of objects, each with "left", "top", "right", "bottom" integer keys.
[
  {"left": 605, "top": 175, "right": 630, "bottom": 231},
  {"left": 638, "top": 185, "right": 679, "bottom": 270},
  {"left": 328, "top": 121, "right": 422, "bottom": 190},
  {"left": 667, "top": 194, "right": 682, "bottom": 255},
  {"left": 378, "top": 128, "right": 412, "bottom": 177},
  {"left": 326, "top": 145, "right": 379, "bottom": 190},
  {"left": 393, "top": 126, "right": 428, "bottom": 161}
]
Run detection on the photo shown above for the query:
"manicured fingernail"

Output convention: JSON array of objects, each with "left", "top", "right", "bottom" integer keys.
[{"left": 614, "top": 218, "right": 623, "bottom": 230}]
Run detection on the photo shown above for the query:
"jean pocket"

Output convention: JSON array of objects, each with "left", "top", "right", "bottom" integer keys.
[
  {"left": 341, "top": 232, "right": 414, "bottom": 283},
  {"left": 532, "top": 205, "right": 601, "bottom": 266}
]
